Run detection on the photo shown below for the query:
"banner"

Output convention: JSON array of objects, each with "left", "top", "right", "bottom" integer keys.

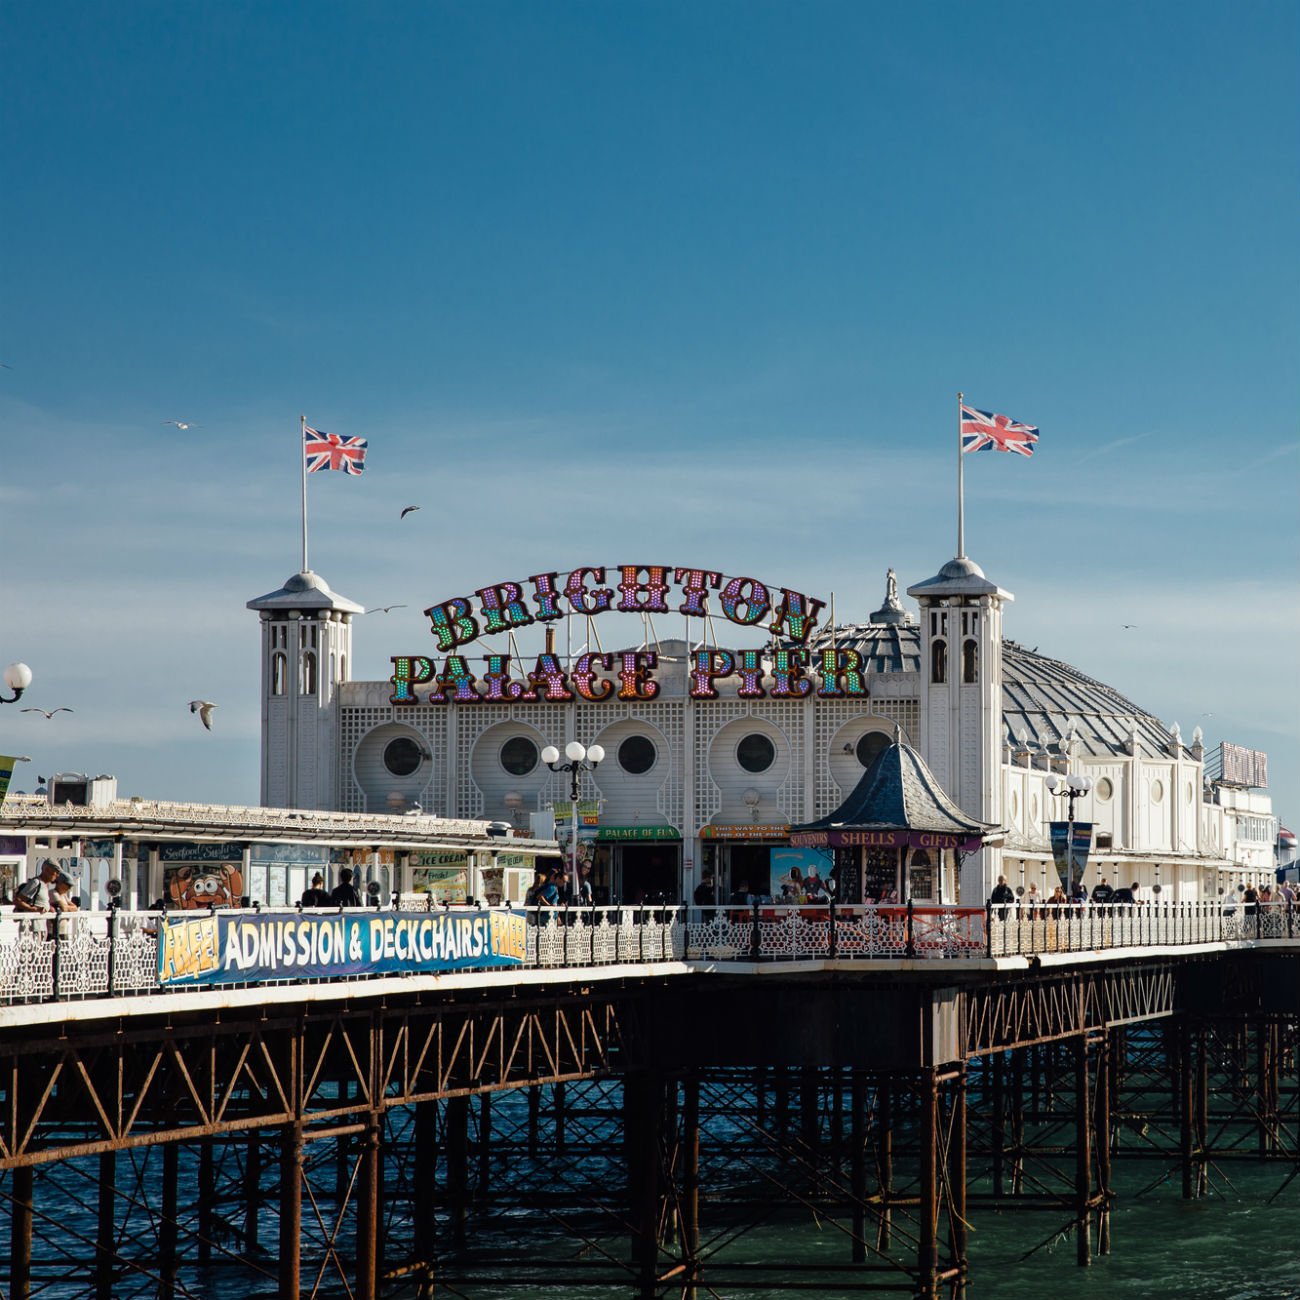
[
  {"left": 158, "top": 909, "right": 528, "bottom": 987},
  {"left": 1049, "top": 822, "right": 1093, "bottom": 888},
  {"left": 0, "top": 756, "right": 19, "bottom": 805},
  {"left": 554, "top": 799, "right": 600, "bottom": 845}
]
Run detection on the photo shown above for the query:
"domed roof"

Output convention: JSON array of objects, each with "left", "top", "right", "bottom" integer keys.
[
  {"left": 801, "top": 621, "right": 1174, "bottom": 760},
  {"left": 247, "top": 570, "right": 364, "bottom": 614}
]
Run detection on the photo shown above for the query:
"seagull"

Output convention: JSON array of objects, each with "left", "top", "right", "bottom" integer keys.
[
  {"left": 364, "top": 604, "right": 407, "bottom": 615},
  {"left": 400, "top": 505, "right": 420, "bottom": 519},
  {"left": 20, "top": 707, "right": 74, "bottom": 719},
  {"left": 163, "top": 420, "right": 199, "bottom": 430},
  {"left": 189, "top": 700, "right": 217, "bottom": 730},
  {"left": 1121, "top": 624, "right": 1138, "bottom": 629}
]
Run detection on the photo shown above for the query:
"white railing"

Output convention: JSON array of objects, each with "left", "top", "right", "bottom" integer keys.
[{"left": 0, "top": 901, "right": 1294, "bottom": 1005}]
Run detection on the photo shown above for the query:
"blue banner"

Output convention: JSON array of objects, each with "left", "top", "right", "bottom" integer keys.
[
  {"left": 1049, "top": 821, "right": 1093, "bottom": 888},
  {"left": 157, "top": 909, "right": 529, "bottom": 987}
]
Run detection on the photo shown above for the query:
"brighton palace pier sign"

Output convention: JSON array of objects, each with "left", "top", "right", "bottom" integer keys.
[{"left": 390, "top": 564, "right": 874, "bottom": 705}]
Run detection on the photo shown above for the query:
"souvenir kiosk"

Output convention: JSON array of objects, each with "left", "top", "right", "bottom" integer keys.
[{"left": 789, "top": 732, "right": 996, "bottom": 905}]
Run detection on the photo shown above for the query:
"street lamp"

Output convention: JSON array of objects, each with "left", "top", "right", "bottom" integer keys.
[
  {"left": 1046, "top": 772, "right": 1093, "bottom": 893},
  {"left": 1, "top": 663, "right": 32, "bottom": 704},
  {"left": 542, "top": 741, "right": 605, "bottom": 901}
]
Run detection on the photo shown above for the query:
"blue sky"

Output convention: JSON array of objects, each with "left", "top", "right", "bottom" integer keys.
[{"left": 2, "top": 2, "right": 1297, "bottom": 827}]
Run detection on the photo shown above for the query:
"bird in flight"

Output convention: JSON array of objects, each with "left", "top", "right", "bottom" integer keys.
[
  {"left": 20, "top": 707, "right": 73, "bottom": 719},
  {"left": 364, "top": 604, "right": 407, "bottom": 615},
  {"left": 189, "top": 700, "right": 217, "bottom": 730},
  {"left": 163, "top": 420, "right": 199, "bottom": 430},
  {"left": 1121, "top": 624, "right": 1138, "bottom": 629},
  {"left": 400, "top": 505, "right": 420, "bottom": 519}
]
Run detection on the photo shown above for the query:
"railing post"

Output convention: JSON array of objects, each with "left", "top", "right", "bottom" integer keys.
[
  {"left": 750, "top": 900, "right": 761, "bottom": 960},
  {"left": 50, "top": 919, "right": 63, "bottom": 1003},
  {"left": 828, "top": 899, "right": 838, "bottom": 959},
  {"left": 562, "top": 902, "right": 570, "bottom": 966},
  {"left": 986, "top": 901, "right": 994, "bottom": 958},
  {"left": 906, "top": 898, "right": 915, "bottom": 958},
  {"left": 105, "top": 908, "right": 118, "bottom": 997}
]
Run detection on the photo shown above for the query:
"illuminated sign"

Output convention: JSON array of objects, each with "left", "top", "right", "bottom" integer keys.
[
  {"left": 387, "top": 565, "right": 869, "bottom": 705},
  {"left": 699, "top": 825, "right": 791, "bottom": 840},
  {"left": 788, "top": 829, "right": 982, "bottom": 851}
]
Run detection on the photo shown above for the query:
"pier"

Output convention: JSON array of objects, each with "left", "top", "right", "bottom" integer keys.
[{"left": 1, "top": 903, "right": 1297, "bottom": 1298}]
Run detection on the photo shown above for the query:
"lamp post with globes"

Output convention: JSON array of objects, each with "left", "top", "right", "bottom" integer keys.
[
  {"left": 1046, "top": 772, "right": 1093, "bottom": 894},
  {"left": 542, "top": 741, "right": 605, "bottom": 902},
  {"left": 1, "top": 663, "right": 33, "bottom": 705}
]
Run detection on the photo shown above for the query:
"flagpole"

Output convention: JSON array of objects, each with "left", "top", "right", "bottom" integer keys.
[
  {"left": 956, "top": 391, "right": 965, "bottom": 559},
  {"left": 300, "top": 413, "right": 309, "bottom": 573}
]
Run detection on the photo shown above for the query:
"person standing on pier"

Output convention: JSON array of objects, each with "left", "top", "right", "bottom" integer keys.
[
  {"left": 330, "top": 868, "right": 362, "bottom": 907},
  {"left": 990, "top": 875, "right": 1015, "bottom": 918},
  {"left": 13, "top": 859, "right": 59, "bottom": 914}
]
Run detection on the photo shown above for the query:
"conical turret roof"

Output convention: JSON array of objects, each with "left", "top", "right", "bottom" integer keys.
[{"left": 792, "top": 735, "right": 996, "bottom": 838}]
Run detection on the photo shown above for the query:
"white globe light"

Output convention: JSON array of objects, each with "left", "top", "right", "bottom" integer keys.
[
  {"left": 1045, "top": 774, "right": 1060, "bottom": 793},
  {"left": 3, "top": 662, "right": 32, "bottom": 691},
  {"left": 1079, "top": 776, "right": 1094, "bottom": 793},
  {"left": 586, "top": 744, "right": 606, "bottom": 765},
  {"left": 540, "top": 745, "right": 560, "bottom": 765},
  {"left": 565, "top": 741, "right": 586, "bottom": 763}
]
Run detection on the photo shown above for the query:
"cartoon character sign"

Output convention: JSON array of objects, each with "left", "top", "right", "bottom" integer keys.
[{"left": 166, "top": 864, "right": 244, "bottom": 909}]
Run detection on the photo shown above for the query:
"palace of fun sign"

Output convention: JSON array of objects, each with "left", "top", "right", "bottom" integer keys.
[{"left": 390, "top": 564, "right": 873, "bottom": 705}]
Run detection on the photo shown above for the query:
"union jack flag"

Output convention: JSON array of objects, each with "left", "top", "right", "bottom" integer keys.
[
  {"left": 304, "top": 427, "right": 368, "bottom": 475},
  {"left": 960, "top": 404, "right": 1039, "bottom": 457}
]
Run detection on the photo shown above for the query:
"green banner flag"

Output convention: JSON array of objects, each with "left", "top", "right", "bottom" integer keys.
[{"left": 0, "top": 756, "right": 21, "bottom": 805}]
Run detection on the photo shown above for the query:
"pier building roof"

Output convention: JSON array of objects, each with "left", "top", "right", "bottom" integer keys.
[{"left": 793, "top": 737, "right": 995, "bottom": 838}]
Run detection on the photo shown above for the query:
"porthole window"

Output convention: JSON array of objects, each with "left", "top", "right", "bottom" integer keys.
[
  {"left": 500, "top": 736, "right": 539, "bottom": 776},
  {"left": 737, "top": 732, "right": 776, "bottom": 773},
  {"left": 856, "top": 732, "right": 889, "bottom": 769},
  {"left": 1095, "top": 778, "right": 1113, "bottom": 802},
  {"left": 383, "top": 737, "right": 424, "bottom": 777},
  {"left": 618, "top": 735, "right": 657, "bottom": 775},
  {"left": 1151, "top": 780, "right": 1164, "bottom": 804}
]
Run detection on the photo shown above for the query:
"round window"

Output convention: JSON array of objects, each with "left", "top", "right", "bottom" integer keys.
[
  {"left": 618, "top": 735, "right": 657, "bottom": 775},
  {"left": 1095, "top": 777, "right": 1113, "bottom": 802},
  {"left": 383, "top": 737, "right": 424, "bottom": 777},
  {"left": 1151, "top": 780, "right": 1164, "bottom": 804},
  {"left": 1186, "top": 782, "right": 1194, "bottom": 803},
  {"left": 500, "top": 736, "right": 539, "bottom": 776},
  {"left": 737, "top": 732, "right": 776, "bottom": 774},
  {"left": 856, "top": 732, "right": 889, "bottom": 769}
]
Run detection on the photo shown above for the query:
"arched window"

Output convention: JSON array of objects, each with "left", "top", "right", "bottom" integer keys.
[
  {"left": 963, "top": 638, "right": 978, "bottom": 683},
  {"left": 931, "top": 639, "right": 947, "bottom": 683},
  {"left": 301, "top": 651, "right": 317, "bottom": 697},
  {"left": 271, "top": 652, "right": 287, "bottom": 697}
]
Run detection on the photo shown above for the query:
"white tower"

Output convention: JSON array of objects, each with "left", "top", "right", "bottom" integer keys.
[
  {"left": 247, "top": 570, "right": 363, "bottom": 809},
  {"left": 907, "top": 556, "right": 1012, "bottom": 899}
]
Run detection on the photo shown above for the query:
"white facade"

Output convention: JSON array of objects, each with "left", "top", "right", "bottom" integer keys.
[{"left": 255, "top": 555, "right": 1276, "bottom": 903}]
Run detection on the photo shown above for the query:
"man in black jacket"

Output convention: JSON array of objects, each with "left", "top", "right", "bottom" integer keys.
[
  {"left": 1091, "top": 877, "right": 1115, "bottom": 905},
  {"left": 989, "top": 875, "right": 1015, "bottom": 918},
  {"left": 330, "top": 868, "right": 362, "bottom": 908}
]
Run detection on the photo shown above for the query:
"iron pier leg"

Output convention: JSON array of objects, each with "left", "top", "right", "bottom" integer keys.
[
  {"left": 992, "top": 1053, "right": 1005, "bottom": 1198},
  {"left": 950, "top": 1068, "right": 969, "bottom": 1296},
  {"left": 917, "top": 1070, "right": 939, "bottom": 1300},
  {"left": 446, "top": 1095, "right": 470, "bottom": 1254},
  {"left": 878, "top": 1079, "right": 894, "bottom": 1251},
  {"left": 1181, "top": 1020, "right": 1196, "bottom": 1199},
  {"left": 626, "top": 1070, "right": 663, "bottom": 1300},
  {"left": 478, "top": 1092, "right": 493, "bottom": 1200},
  {"left": 555, "top": 1080, "right": 567, "bottom": 1153},
  {"left": 245, "top": 1128, "right": 262, "bottom": 1255},
  {"left": 1010, "top": 1048, "right": 1025, "bottom": 1196},
  {"left": 1095, "top": 1031, "right": 1112, "bottom": 1255},
  {"left": 95, "top": 1149, "right": 117, "bottom": 1300},
  {"left": 850, "top": 1069, "right": 867, "bottom": 1264},
  {"left": 356, "top": 1109, "right": 381, "bottom": 1300},
  {"left": 682, "top": 1072, "right": 701, "bottom": 1300},
  {"left": 197, "top": 1138, "right": 214, "bottom": 1266},
  {"left": 1196, "top": 1028, "right": 1210, "bottom": 1197},
  {"left": 1075, "top": 1038, "right": 1092, "bottom": 1267},
  {"left": 10, "top": 1165, "right": 32, "bottom": 1300},
  {"left": 160, "top": 1142, "right": 179, "bottom": 1300},
  {"left": 527, "top": 1083, "right": 540, "bottom": 1157},
  {"left": 413, "top": 1099, "right": 438, "bottom": 1266},
  {"left": 279, "top": 1123, "right": 303, "bottom": 1300}
]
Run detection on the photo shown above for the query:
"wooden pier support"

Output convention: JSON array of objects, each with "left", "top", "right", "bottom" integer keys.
[
  {"left": 917, "top": 1069, "right": 940, "bottom": 1299},
  {"left": 356, "top": 1109, "right": 382, "bottom": 1300},
  {"left": 160, "top": 1141, "right": 179, "bottom": 1300},
  {"left": 9, "top": 1165, "right": 32, "bottom": 1300},
  {"left": 625, "top": 1070, "right": 663, "bottom": 1300},
  {"left": 949, "top": 1068, "right": 969, "bottom": 1296}
]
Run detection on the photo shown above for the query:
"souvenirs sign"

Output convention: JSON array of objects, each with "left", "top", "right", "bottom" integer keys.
[
  {"left": 789, "top": 829, "right": 982, "bottom": 851},
  {"left": 157, "top": 909, "right": 528, "bottom": 987},
  {"left": 390, "top": 563, "right": 878, "bottom": 705}
]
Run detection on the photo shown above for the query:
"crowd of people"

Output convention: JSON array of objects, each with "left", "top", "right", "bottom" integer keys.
[{"left": 989, "top": 874, "right": 1145, "bottom": 917}]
